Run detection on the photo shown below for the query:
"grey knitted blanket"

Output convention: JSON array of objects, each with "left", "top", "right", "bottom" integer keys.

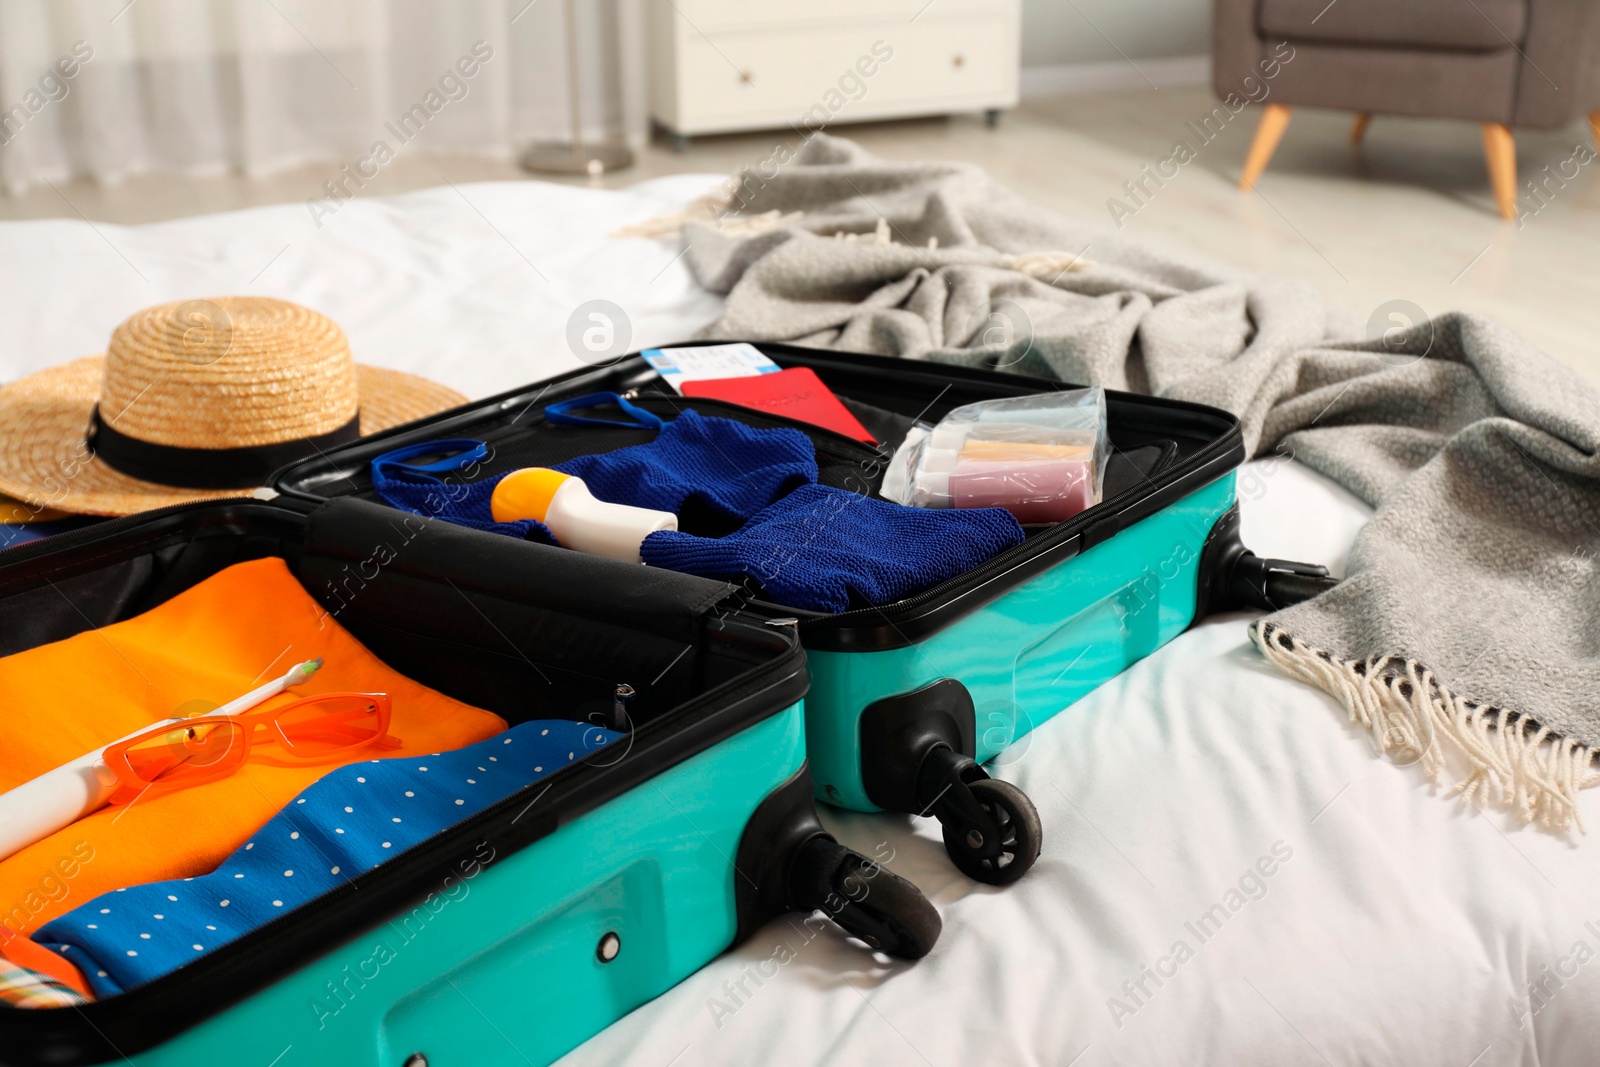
[{"left": 668, "top": 134, "right": 1600, "bottom": 834}]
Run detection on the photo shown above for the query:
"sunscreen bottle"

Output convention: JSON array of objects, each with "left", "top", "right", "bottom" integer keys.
[{"left": 491, "top": 468, "right": 676, "bottom": 564}]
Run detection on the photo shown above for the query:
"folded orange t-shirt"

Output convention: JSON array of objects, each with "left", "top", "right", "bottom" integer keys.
[{"left": 0, "top": 557, "right": 507, "bottom": 936}]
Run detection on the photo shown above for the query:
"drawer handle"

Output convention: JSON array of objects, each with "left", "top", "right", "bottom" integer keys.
[{"left": 952, "top": 54, "right": 965, "bottom": 68}]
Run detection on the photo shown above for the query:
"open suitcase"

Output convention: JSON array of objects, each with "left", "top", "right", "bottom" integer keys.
[
  {"left": 0, "top": 493, "right": 939, "bottom": 1067},
  {"left": 273, "top": 343, "right": 1336, "bottom": 887}
]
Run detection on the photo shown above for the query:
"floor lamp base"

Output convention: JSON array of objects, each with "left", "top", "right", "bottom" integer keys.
[{"left": 520, "top": 141, "right": 635, "bottom": 176}]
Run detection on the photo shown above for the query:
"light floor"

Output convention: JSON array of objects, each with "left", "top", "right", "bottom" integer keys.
[{"left": 5, "top": 86, "right": 1598, "bottom": 385}]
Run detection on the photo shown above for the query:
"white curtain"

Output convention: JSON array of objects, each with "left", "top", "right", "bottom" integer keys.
[{"left": 0, "top": 0, "right": 644, "bottom": 193}]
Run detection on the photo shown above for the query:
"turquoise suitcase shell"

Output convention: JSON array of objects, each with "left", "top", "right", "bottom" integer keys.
[
  {"left": 0, "top": 496, "right": 938, "bottom": 1066},
  {"left": 138, "top": 703, "right": 808, "bottom": 1067},
  {"left": 274, "top": 343, "right": 1333, "bottom": 887},
  {"left": 804, "top": 471, "right": 1238, "bottom": 810}
]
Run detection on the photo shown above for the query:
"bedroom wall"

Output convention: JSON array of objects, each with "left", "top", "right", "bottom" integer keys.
[{"left": 1019, "top": 0, "right": 1212, "bottom": 97}]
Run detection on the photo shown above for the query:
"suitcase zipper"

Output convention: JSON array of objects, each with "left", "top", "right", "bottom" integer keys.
[
  {"left": 0, "top": 499, "right": 212, "bottom": 559},
  {"left": 0, "top": 497, "right": 317, "bottom": 601}
]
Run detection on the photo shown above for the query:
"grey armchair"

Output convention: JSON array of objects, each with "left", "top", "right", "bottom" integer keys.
[{"left": 1214, "top": 0, "right": 1600, "bottom": 217}]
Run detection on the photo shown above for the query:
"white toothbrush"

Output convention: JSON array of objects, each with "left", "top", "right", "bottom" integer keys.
[
  {"left": 0, "top": 658, "right": 324, "bottom": 862},
  {"left": 204, "top": 658, "right": 322, "bottom": 719}
]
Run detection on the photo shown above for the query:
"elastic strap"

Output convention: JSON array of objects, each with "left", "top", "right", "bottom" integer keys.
[
  {"left": 369, "top": 439, "right": 491, "bottom": 489},
  {"left": 543, "top": 392, "right": 666, "bottom": 431}
]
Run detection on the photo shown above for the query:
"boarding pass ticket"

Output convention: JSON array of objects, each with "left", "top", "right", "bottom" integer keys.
[{"left": 642, "top": 343, "right": 782, "bottom": 393}]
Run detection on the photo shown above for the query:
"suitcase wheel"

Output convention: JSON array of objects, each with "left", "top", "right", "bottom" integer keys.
[
  {"left": 914, "top": 743, "right": 1042, "bottom": 885},
  {"left": 789, "top": 836, "right": 942, "bottom": 960},
  {"left": 938, "top": 776, "right": 1041, "bottom": 886},
  {"left": 859, "top": 679, "right": 1043, "bottom": 886}
]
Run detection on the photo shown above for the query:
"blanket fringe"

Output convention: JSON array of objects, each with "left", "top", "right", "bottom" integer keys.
[
  {"left": 1252, "top": 623, "right": 1600, "bottom": 835},
  {"left": 829, "top": 217, "right": 899, "bottom": 245},
  {"left": 611, "top": 178, "right": 1097, "bottom": 283},
  {"left": 612, "top": 186, "right": 803, "bottom": 240},
  {"left": 1010, "top": 250, "right": 1093, "bottom": 281}
]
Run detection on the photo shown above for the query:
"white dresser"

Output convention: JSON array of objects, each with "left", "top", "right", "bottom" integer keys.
[{"left": 645, "top": 0, "right": 1021, "bottom": 144}]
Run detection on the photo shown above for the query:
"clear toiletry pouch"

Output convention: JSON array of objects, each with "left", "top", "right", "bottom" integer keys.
[{"left": 880, "top": 388, "right": 1110, "bottom": 525}]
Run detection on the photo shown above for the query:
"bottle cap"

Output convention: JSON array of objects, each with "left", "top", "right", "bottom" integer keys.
[
  {"left": 911, "top": 470, "right": 951, "bottom": 507},
  {"left": 880, "top": 425, "right": 929, "bottom": 504},
  {"left": 490, "top": 468, "right": 571, "bottom": 523}
]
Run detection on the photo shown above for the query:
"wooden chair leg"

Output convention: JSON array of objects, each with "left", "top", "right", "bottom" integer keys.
[
  {"left": 1589, "top": 109, "right": 1600, "bottom": 151},
  {"left": 1239, "top": 104, "right": 1292, "bottom": 190},
  {"left": 1350, "top": 113, "right": 1372, "bottom": 144},
  {"left": 1481, "top": 122, "right": 1517, "bottom": 220}
]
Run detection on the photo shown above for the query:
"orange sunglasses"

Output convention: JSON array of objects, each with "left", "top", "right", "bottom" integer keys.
[{"left": 102, "top": 692, "right": 397, "bottom": 799}]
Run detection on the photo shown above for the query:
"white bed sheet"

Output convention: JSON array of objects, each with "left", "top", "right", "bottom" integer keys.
[{"left": 2, "top": 178, "right": 1598, "bottom": 1067}]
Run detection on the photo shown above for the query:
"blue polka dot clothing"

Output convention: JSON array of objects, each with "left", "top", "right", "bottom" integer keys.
[{"left": 34, "top": 719, "right": 618, "bottom": 998}]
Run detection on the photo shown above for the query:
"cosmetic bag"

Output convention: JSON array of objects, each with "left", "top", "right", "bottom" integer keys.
[
  {"left": 0, "top": 492, "right": 938, "bottom": 1066},
  {"left": 274, "top": 342, "right": 1335, "bottom": 887}
]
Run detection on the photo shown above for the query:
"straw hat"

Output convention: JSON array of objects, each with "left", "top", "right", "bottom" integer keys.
[
  {"left": 0, "top": 297, "right": 466, "bottom": 516},
  {"left": 0, "top": 491, "right": 71, "bottom": 525}
]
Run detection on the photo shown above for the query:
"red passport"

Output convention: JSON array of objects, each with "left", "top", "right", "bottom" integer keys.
[{"left": 682, "top": 367, "right": 876, "bottom": 443}]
